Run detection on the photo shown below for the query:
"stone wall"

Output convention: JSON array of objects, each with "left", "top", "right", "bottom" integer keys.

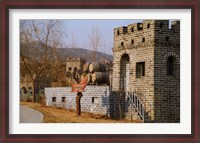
[{"left": 45, "top": 86, "right": 110, "bottom": 115}]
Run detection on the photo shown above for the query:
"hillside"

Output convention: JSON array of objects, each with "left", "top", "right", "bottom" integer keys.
[
  {"left": 57, "top": 48, "right": 113, "bottom": 62},
  {"left": 20, "top": 42, "right": 113, "bottom": 63}
]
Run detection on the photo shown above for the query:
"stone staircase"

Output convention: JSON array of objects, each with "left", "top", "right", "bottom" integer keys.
[{"left": 126, "top": 92, "right": 153, "bottom": 122}]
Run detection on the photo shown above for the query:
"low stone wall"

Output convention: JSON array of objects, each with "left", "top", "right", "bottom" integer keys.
[
  {"left": 45, "top": 87, "right": 142, "bottom": 121},
  {"left": 45, "top": 86, "right": 110, "bottom": 115}
]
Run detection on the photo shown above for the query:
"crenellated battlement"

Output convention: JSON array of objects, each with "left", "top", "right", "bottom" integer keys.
[
  {"left": 114, "top": 20, "right": 173, "bottom": 36},
  {"left": 66, "top": 57, "right": 86, "bottom": 62},
  {"left": 171, "top": 20, "right": 180, "bottom": 30},
  {"left": 113, "top": 20, "right": 180, "bottom": 50}
]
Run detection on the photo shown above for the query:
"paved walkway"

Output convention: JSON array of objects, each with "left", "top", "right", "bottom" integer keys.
[{"left": 20, "top": 105, "right": 44, "bottom": 123}]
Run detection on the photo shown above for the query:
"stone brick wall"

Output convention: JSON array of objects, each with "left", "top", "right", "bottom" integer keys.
[
  {"left": 112, "top": 47, "right": 155, "bottom": 119},
  {"left": 154, "top": 21, "right": 180, "bottom": 122},
  {"left": 112, "top": 20, "right": 180, "bottom": 122},
  {"left": 112, "top": 20, "right": 156, "bottom": 120},
  {"left": 45, "top": 86, "right": 110, "bottom": 115}
]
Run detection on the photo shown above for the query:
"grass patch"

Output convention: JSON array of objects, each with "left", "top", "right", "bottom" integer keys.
[{"left": 20, "top": 102, "right": 142, "bottom": 123}]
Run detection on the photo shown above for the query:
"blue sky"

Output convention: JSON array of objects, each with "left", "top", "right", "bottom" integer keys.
[
  {"left": 63, "top": 20, "right": 143, "bottom": 55},
  {"left": 21, "top": 19, "right": 173, "bottom": 55}
]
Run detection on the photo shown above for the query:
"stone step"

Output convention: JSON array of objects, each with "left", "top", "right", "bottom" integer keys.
[
  {"left": 144, "top": 111, "right": 154, "bottom": 123},
  {"left": 125, "top": 106, "right": 144, "bottom": 121}
]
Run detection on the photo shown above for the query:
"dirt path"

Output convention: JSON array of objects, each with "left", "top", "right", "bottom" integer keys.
[{"left": 20, "top": 105, "right": 44, "bottom": 123}]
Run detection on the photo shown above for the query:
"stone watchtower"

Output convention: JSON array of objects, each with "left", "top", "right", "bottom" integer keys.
[
  {"left": 66, "top": 57, "right": 86, "bottom": 73},
  {"left": 66, "top": 57, "right": 86, "bottom": 82},
  {"left": 112, "top": 20, "right": 180, "bottom": 122}
]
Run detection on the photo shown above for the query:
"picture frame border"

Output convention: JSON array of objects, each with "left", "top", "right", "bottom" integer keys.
[{"left": 0, "top": 0, "right": 199, "bottom": 142}]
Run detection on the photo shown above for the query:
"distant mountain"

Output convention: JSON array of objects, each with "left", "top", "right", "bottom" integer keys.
[
  {"left": 56, "top": 48, "right": 113, "bottom": 63},
  {"left": 20, "top": 42, "right": 113, "bottom": 63}
]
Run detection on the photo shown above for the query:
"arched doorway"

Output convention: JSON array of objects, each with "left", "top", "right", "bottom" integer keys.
[{"left": 120, "top": 53, "right": 130, "bottom": 92}]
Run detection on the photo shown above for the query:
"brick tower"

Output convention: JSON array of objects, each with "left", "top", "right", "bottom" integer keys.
[{"left": 111, "top": 20, "right": 180, "bottom": 122}]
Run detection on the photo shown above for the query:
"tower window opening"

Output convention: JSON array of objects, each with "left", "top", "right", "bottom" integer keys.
[
  {"left": 160, "top": 23, "right": 163, "bottom": 28},
  {"left": 131, "top": 40, "right": 134, "bottom": 45},
  {"left": 117, "top": 30, "right": 120, "bottom": 35},
  {"left": 167, "top": 56, "right": 174, "bottom": 76},
  {"left": 142, "top": 38, "right": 145, "bottom": 42},
  {"left": 131, "top": 27, "right": 134, "bottom": 32},
  {"left": 147, "top": 23, "right": 150, "bottom": 28},
  {"left": 166, "top": 36, "right": 170, "bottom": 41}
]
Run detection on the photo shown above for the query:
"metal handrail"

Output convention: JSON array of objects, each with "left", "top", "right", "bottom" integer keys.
[
  {"left": 130, "top": 88, "right": 153, "bottom": 110},
  {"left": 127, "top": 92, "right": 144, "bottom": 120}
]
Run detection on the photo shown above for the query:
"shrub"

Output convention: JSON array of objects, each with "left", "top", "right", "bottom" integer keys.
[{"left": 26, "top": 95, "right": 33, "bottom": 102}]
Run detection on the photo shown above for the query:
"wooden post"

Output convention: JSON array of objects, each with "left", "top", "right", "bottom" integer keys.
[{"left": 76, "top": 92, "right": 83, "bottom": 116}]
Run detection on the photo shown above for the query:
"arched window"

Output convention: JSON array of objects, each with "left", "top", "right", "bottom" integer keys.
[
  {"left": 121, "top": 42, "right": 124, "bottom": 46},
  {"left": 167, "top": 56, "right": 174, "bottom": 76}
]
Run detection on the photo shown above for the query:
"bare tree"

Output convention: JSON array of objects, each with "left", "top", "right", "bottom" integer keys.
[
  {"left": 20, "top": 20, "right": 65, "bottom": 102},
  {"left": 70, "top": 30, "right": 79, "bottom": 48},
  {"left": 88, "top": 25, "right": 101, "bottom": 62}
]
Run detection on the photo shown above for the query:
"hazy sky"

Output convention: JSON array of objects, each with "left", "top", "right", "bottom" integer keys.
[{"left": 63, "top": 20, "right": 143, "bottom": 55}]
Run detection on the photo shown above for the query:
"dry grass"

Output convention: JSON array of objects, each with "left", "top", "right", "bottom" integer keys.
[{"left": 20, "top": 102, "right": 142, "bottom": 123}]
